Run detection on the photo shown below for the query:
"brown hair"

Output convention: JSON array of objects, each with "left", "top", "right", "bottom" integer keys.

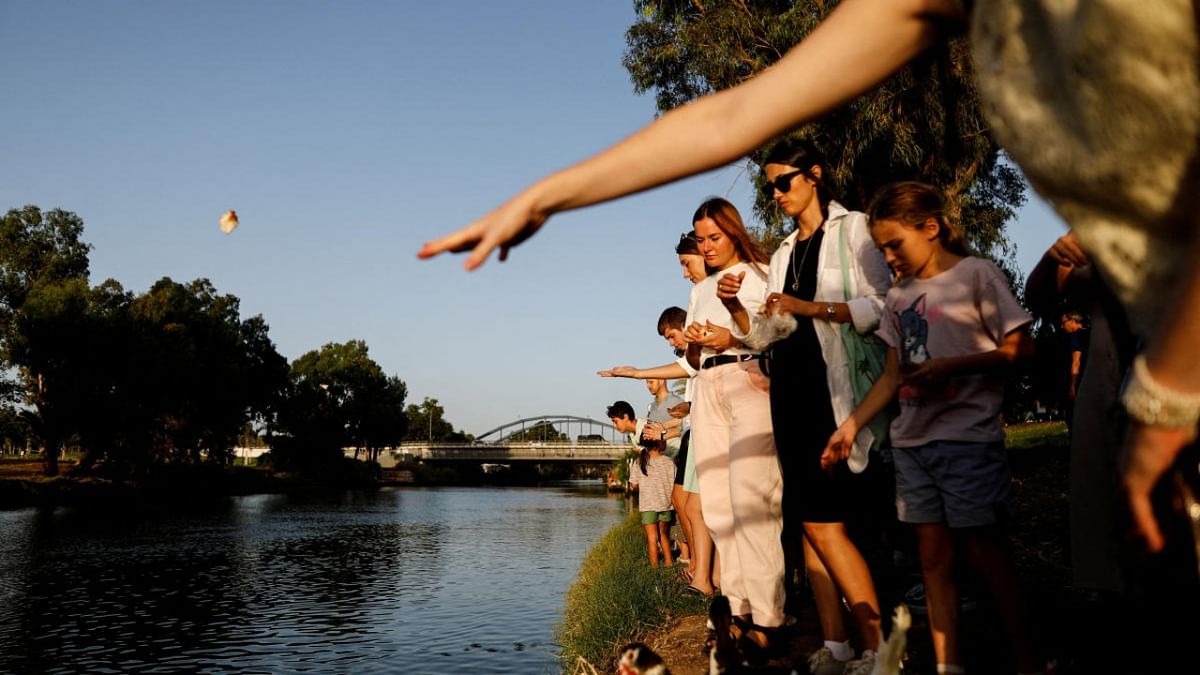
[
  {"left": 691, "top": 197, "right": 770, "bottom": 268},
  {"left": 867, "top": 181, "right": 970, "bottom": 256}
]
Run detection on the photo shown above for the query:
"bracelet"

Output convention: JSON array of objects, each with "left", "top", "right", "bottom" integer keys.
[{"left": 1121, "top": 354, "right": 1200, "bottom": 436}]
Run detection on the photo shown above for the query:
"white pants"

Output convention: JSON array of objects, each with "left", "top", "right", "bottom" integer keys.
[{"left": 692, "top": 359, "right": 785, "bottom": 626}]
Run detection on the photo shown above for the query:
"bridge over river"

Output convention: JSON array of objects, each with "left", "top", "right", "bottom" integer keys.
[{"left": 377, "top": 414, "right": 633, "bottom": 467}]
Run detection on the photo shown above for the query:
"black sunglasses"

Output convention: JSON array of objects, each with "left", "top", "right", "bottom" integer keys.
[{"left": 760, "top": 170, "right": 806, "bottom": 198}]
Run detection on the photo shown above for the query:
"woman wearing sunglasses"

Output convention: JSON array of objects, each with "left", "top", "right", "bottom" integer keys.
[{"left": 719, "top": 140, "right": 892, "bottom": 675}]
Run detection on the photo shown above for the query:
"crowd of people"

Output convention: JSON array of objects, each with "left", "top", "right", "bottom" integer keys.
[{"left": 420, "top": 1, "right": 1200, "bottom": 672}]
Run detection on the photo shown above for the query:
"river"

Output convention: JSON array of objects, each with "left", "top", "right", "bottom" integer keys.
[{"left": 0, "top": 483, "right": 626, "bottom": 674}]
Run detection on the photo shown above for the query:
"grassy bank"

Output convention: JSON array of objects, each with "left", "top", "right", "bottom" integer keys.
[{"left": 557, "top": 511, "right": 708, "bottom": 673}]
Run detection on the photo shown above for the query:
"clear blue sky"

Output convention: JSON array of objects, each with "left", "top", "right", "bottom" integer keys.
[{"left": 0, "top": 1, "right": 1066, "bottom": 437}]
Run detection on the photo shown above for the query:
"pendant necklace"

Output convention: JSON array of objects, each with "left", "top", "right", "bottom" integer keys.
[{"left": 790, "top": 229, "right": 818, "bottom": 292}]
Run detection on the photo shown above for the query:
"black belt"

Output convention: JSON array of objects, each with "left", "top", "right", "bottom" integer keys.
[{"left": 701, "top": 353, "right": 762, "bottom": 370}]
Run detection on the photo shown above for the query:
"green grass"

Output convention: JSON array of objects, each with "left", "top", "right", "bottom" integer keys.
[
  {"left": 1004, "top": 421, "right": 1069, "bottom": 453},
  {"left": 557, "top": 511, "right": 709, "bottom": 673}
]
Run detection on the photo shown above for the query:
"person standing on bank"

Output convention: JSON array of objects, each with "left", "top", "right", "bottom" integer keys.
[
  {"left": 719, "top": 140, "right": 891, "bottom": 675},
  {"left": 689, "top": 197, "right": 785, "bottom": 659}
]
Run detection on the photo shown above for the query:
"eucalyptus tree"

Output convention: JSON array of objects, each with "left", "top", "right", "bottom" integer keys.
[
  {"left": 0, "top": 206, "right": 92, "bottom": 473},
  {"left": 125, "top": 278, "right": 289, "bottom": 469},
  {"left": 623, "top": 0, "right": 1025, "bottom": 254},
  {"left": 273, "top": 340, "right": 408, "bottom": 470},
  {"left": 404, "top": 397, "right": 469, "bottom": 443}
]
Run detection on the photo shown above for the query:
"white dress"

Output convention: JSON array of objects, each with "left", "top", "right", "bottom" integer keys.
[{"left": 970, "top": 0, "right": 1200, "bottom": 338}]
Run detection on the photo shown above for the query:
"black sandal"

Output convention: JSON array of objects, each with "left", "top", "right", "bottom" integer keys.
[{"left": 737, "top": 624, "right": 788, "bottom": 667}]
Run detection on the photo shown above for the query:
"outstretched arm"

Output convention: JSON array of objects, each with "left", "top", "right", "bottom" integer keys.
[
  {"left": 598, "top": 362, "right": 690, "bottom": 380},
  {"left": 419, "top": 0, "right": 964, "bottom": 269}
]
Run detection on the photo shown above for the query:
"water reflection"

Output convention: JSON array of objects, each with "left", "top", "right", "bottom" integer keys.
[{"left": 0, "top": 483, "right": 622, "bottom": 674}]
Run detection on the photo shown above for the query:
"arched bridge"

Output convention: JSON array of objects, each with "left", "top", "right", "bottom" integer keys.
[{"left": 390, "top": 415, "right": 631, "bottom": 465}]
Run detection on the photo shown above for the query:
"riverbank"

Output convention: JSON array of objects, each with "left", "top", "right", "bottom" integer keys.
[
  {"left": 0, "top": 458, "right": 384, "bottom": 509},
  {"left": 562, "top": 422, "right": 1109, "bottom": 675},
  {"left": 0, "top": 457, "right": 602, "bottom": 510}
]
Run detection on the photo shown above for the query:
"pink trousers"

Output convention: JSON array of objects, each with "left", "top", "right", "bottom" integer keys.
[{"left": 692, "top": 359, "right": 785, "bottom": 627}]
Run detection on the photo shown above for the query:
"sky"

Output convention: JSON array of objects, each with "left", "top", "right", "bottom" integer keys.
[{"left": 0, "top": 1, "right": 1067, "bottom": 438}]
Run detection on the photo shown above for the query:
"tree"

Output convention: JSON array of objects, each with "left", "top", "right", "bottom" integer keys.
[
  {"left": 505, "top": 420, "right": 568, "bottom": 443},
  {"left": 623, "top": 1, "right": 1025, "bottom": 255},
  {"left": 272, "top": 340, "right": 408, "bottom": 470},
  {"left": 5, "top": 273, "right": 290, "bottom": 475},
  {"left": 0, "top": 206, "right": 92, "bottom": 473},
  {"left": 404, "top": 397, "right": 470, "bottom": 442}
]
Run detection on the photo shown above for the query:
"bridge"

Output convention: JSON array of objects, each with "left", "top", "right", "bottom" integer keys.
[{"left": 379, "top": 414, "right": 633, "bottom": 466}]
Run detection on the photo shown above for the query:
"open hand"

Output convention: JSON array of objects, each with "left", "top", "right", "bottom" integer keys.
[
  {"left": 598, "top": 366, "right": 637, "bottom": 378},
  {"left": 1123, "top": 423, "right": 1196, "bottom": 552},
  {"left": 418, "top": 191, "right": 548, "bottom": 270}
]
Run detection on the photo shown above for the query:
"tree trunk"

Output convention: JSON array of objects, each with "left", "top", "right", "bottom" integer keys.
[{"left": 41, "top": 442, "right": 60, "bottom": 476}]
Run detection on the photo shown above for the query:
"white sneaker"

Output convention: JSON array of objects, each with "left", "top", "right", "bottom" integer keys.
[
  {"left": 843, "top": 650, "right": 877, "bottom": 675},
  {"left": 807, "top": 646, "right": 847, "bottom": 675}
]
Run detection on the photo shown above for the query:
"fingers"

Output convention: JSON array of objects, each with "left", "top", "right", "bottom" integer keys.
[
  {"left": 1128, "top": 490, "right": 1165, "bottom": 553},
  {"left": 418, "top": 226, "right": 482, "bottom": 259}
]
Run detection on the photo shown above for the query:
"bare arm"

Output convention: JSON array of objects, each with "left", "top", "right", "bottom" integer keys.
[
  {"left": 1125, "top": 230, "right": 1200, "bottom": 552},
  {"left": 419, "top": 0, "right": 964, "bottom": 269},
  {"left": 598, "top": 362, "right": 690, "bottom": 380},
  {"left": 821, "top": 347, "right": 903, "bottom": 469},
  {"left": 1024, "top": 232, "right": 1089, "bottom": 318}
]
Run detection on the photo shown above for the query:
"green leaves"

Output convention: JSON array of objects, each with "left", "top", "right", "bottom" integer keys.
[{"left": 623, "top": 1, "right": 1024, "bottom": 263}]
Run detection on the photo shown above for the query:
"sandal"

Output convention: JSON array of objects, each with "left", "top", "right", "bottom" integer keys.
[
  {"left": 676, "top": 568, "right": 693, "bottom": 583},
  {"left": 683, "top": 585, "right": 710, "bottom": 597},
  {"left": 737, "top": 624, "right": 788, "bottom": 667}
]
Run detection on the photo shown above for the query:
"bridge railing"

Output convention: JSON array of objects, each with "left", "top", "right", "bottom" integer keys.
[{"left": 392, "top": 440, "right": 630, "bottom": 461}]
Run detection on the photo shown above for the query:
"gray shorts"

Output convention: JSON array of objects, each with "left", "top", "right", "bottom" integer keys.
[{"left": 893, "top": 440, "right": 1014, "bottom": 528}]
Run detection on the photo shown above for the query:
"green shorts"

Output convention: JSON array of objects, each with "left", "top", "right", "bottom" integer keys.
[{"left": 640, "top": 510, "right": 672, "bottom": 525}]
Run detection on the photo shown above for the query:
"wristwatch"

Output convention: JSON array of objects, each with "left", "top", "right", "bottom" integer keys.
[{"left": 825, "top": 303, "right": 837, "bottom": 320}]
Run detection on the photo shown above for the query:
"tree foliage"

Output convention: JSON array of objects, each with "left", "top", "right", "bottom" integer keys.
[
  {"left": 404, "top": 397, "right": 471, "bottom": 442},
  {"left": 506, "top": 420, "right": 568, "bottom": 443},
  {"left": 272, "top": 340, "right": 408, "bottom": 469},
  {"left": 623, "top": 1, "right": 1025, "bottom": 256},
  {"left": 6, "top": 271, "right": 291, "bottom": 475}
]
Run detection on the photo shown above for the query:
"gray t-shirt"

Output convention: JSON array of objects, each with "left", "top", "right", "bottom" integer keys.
[
  {"left": 878, "top": 257, "right": 1031, "bottom": 447},
  {"left": 647, "top": 393, "right": 684, "bottom": 423},
  {"left": 629, "top": 454, "right": 676, "bottom": 513}
]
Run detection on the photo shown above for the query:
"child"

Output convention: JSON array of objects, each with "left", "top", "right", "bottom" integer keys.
[
  {"left": 822, "top": 182, "right": 1042, "bottom": 675},
  {"left": 629, "top": 434, "right": 677, "bottom": 568}
]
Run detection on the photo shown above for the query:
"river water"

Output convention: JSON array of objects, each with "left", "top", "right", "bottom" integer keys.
[{"left": 0, "top": 484, "right": 625, "bottom": 674}]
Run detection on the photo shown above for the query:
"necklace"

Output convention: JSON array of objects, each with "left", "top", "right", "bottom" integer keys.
[{"left": 789, "top": 229, "right": 818, "bottom": 291}]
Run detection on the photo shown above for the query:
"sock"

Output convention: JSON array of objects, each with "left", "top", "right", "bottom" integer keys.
[
  {"left": 937, "top": 665, "right": 965, "bottom": 674},
  {"left": 825, "top": 640, "right": 853, "bottom": 662}
]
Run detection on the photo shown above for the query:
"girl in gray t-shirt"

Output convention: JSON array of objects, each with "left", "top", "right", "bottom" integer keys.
[{"left": 822, "top": 182, "right": 1038, "bottom": 675}]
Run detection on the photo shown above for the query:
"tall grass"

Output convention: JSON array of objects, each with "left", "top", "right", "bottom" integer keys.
[{"left": 557, "top": 511, "right": 708, "bottom": 672}]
